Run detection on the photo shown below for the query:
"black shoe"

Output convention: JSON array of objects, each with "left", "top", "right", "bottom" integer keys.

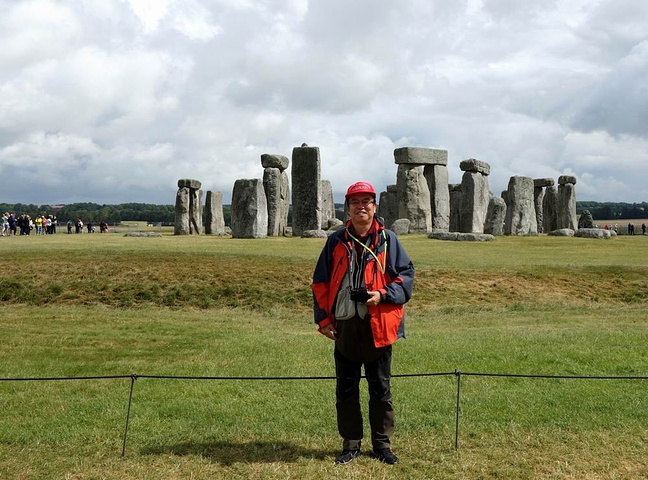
[
  {"left": 335, "top": 449, "right": 361, "bottom": 465},
  {"left": 370, "top": 448, "right": 399, "bottom": 465}
]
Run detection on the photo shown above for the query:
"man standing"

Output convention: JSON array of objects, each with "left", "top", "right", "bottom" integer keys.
[{"left": 312, "top": 181, "right": 414, "bottom": 465}]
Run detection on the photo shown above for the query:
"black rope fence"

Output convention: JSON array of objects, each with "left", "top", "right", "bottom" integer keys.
[{"left": 1, "top": 370, "right": 647, "bottom": 456}]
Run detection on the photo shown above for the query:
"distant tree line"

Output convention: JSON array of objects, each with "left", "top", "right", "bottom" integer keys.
[{"left": 576, "top": 201, "right": 647, "bottom": 220}]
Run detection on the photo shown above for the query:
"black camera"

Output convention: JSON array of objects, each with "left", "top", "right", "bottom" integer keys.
[{"left": 349, "top": 288, "right": 370, "bottom": 303}]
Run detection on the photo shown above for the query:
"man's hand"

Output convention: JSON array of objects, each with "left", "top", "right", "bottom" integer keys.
[
  {"left": 365, "top": 290, "right": 382, "bottom": 307},
  {"left": 321, "top": 324, "right": 337, "bottom": 340}
]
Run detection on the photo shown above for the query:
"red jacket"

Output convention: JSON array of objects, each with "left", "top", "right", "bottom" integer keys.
[{"left": 312, "top": 219, "right": 414, "bottom": 348}]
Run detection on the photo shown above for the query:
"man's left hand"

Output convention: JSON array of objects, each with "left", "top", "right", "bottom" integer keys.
[{"left": 365, "top": 291, "right": 381, "bottom": 306}]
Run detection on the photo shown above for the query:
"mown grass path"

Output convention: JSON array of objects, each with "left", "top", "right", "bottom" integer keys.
[{"left": 1, "top": 234, "right": 647, "bottom": 478}]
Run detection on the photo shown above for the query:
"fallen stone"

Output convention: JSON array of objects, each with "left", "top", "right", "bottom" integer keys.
[
  {"left": 327, "top": 218, "right": 343, "bottom": 230},
  {"left": 394, "top": 147, "right": 448, "bottom": 166},
  {"left": 123, "top": 232, "right": 163, "bottom": 237},
  {"left": 548, "top": 228, "right": 575, "bottom": 236},
  {"left": 558, "top": 175, "right": 577, "bottom": 185},
  {"left": 391, "top": 218, "right": 411, "bottom": 235},
  {"left": 178, "top": 179, "right": 202, "bottom": 190},
  {"left": 428, "top": 231, "right": 494, "bottom": 241},
  {"left": 578, "top": 210, "right": 595, "bottom": 229},
  {"left": 459, "top": 158, "right": 491, "bottom": 176},
  {"left": 575, "top": 228, "right": 612, "bottom": 239},
  {"left": 534, "top": 178, "right": 555, "bottom": 188},
  {"left": 261, "top": 154, "right": 289, "bottom": 172},
  {"left": 301, "top": 229, "right": 328, "bottom": 238}
]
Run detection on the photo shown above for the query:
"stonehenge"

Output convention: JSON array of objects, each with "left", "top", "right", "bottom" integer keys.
[{"left": 174, "top": 179, "right": 202, "bottom": 235}]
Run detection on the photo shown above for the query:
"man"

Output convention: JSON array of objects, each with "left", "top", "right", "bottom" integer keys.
[{"left": 312, "top": 181, "right": 414, "bottom": 465}]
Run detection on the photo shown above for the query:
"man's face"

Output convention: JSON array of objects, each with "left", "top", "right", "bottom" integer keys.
[{"left": 348, "top": 194, "right": 376, "bottom": 224}]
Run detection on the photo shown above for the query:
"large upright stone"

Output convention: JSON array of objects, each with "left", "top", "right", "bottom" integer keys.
[
  {"left": 291, "top": 144, "right": 321, "bottom": 236},
  {"left": 484, "top": 195, "right": 506, "bottom": 236},
  {"left": 449, "top": 184, "right": 462, "bottom": 232},
  {"left": 397, "top": 164, "right": 432, "bottom": 233},
  {"left": 231, "top": 179, "right": 268, "bottom": 239},
  {"left": 379, "top": 184, "right": 398, "bottom": 231},
  {"left": 320, "top": 180, "right": 336, "bottom": 229},
  {"left": 533, "top": 185, "right": 545, "bottom": 234},
  {"left": 424, "top": 164, "right": 450, "bottom": 231},
  {"left": 459, "top": 170, "right": 490, "bottom": 234},
  {"left": 263, "top": 167, "right": 283, "bottom": 236},
  {"left": 394, "top": 147, "right": 448, "bottom": 165},
  {"left": 204, "top": 191, "right": 226, "bottom": 235},
  {"left": 189, "top": 188, "right": 203, "bottom": 235},
  {"left": 543, "top": 185, "right": 558, "bottom": 233},
  {"left": 557, "top": 178, "right": 577, "bottom": 230},
  {"left": 174, "top": 187, "right": 190, "bottom": 235},
  {"left": 504, "top": 176, "right": 537, "bottom": 235}
]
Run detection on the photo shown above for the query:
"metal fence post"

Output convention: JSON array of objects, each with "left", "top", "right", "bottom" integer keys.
[
  {"left": 454, "top": 370, "right": 461, "bottom": 450},
  {"left": 122, "top": 374, "right": 137, "bottom": 457}
]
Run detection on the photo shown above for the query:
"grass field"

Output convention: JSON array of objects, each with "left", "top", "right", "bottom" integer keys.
[{"left": 1, "top": 233, "right": 648, "bottom": 479}]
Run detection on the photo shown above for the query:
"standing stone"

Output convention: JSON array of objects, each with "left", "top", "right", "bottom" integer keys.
[
  {"left": 533, "top": 178, "right": 554, "bottom": 234},
  {"left": 504, "top": 176, "right": 537, "bottom": 236},
  {"left": 484, "top": 195, "right": 506, "bottom": 236},
  {"left": 189, "top": 188, "right": 203, "bottom": 234},
  {"left": 578, "top": 210, "right": 595, "bottom": 229},
  {"left": 263, "top": 167, "right": 283, "bottom": 236},
  {"left": 174, "top": 187, "right": 190, "bottom": 235},
  {"left": 231, "top": 179, "right": 268, "bottom": 239},
  {"left": 424, "top": 164, "right": 450, "bottom": 231},
  {"left": 449, "top": 184, "right": 462, "bottom": 232},
  {"left": 379, "top": 184, "right": 398, "bottom": 231},
  {"left": 557, "top": 176, "right": 578, "bottom": 230},
  {"left": 204, "top": 191, "right": 226, "bottom": 235},
  {"left": 397, "top": 164, "right": 432, "bottom": 233},
  {"left": 320, "top": 180, "right": 336, "bottom": 229},
  {"left": 291, "top": 144, "right": 321, "bottom": 236},
  {"left": 543, "top": 185, "right": 558, "bottom": 233},
  {"left": 459, "top": 159, "right": 491, "bottom": 234},
  {"left": 279, "top": 171, "right": 290, "bottom": 235}
]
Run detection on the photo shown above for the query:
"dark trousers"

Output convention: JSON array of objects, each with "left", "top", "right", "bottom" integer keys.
[{"left": 335, "top": 345, "right": 394, "bottom": 450}]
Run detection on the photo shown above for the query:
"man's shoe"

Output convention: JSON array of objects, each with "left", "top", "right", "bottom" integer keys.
[
  {"left": 335, "top": 449, "right": 361, "bottom": 465},
  {"left": 370, "top": 448, "right": 399, "bottom": 465}
]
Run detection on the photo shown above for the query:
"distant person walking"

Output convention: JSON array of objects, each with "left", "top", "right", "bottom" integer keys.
[
  {"left": 642, "top": 223, "right": 646, "bottom": 235},
  {"left": 1, "top": 213, "right": 8, "bottom": 236},
  {"left": 67, "top": 220, "right": 73, "bottom": 234},
  {"left": 312, "top": 181, "right": 415, "bottom": 466}
]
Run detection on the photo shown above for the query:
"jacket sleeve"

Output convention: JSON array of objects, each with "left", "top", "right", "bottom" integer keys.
[
  {"left": 312, "top": 236, "right": 335, "bottom": 329},
  {"left": 382, "top": 231, "right": 414, "bottom": 305}
]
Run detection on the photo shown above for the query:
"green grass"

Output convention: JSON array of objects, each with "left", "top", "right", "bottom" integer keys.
[{"left": 1, "top": 234, "right": 648, "bottom": 478}]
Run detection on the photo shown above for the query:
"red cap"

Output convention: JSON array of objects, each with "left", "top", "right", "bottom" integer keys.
[{"left": 345, "top": 181, "right": 376, "bottom": 200}]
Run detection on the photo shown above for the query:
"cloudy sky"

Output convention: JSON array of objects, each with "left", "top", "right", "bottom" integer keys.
[{"left": 1, "top": 0, "right": 647, "bottom": 205}]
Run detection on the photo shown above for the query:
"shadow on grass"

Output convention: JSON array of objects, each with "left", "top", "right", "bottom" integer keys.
[{"left": 140, "top": 440, "right": 331, "bottom": 465}]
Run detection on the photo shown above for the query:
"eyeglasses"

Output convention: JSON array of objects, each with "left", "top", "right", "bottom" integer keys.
[{"left": 348, "top": 199, "right": 375, "bottom": 207}]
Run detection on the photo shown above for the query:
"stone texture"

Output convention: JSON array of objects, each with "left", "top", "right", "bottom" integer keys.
[
  {"left": 327, "top": 218, "right": 343, "bottom": 230},
  {"left": 459, "top": 171, "right": 490, "bottom": 234},
  {"left": 548, "top": 228, "right": 575, "bottom": 236},
  {"left": 557, "top": 182, "right": 577, "bottom": 230},
  {"left": 484, "top": 195, "right": 506, "bottom": 236},
  {"left": 391, "top": 218, "right": 411, "bottom": 236},
  {"left": 231, "top": 179, "right": 268, "bottom": 239},
  {"left": 578, "top": 210, "right": 595, "bottom": 229},
  {"left": 558, "top": 175, "right": 577, "bottom": 185},
  {"left": 261, "top": 154, "right": 289, "bottom": 172},
  {"left": 460, "top": 158, "right": 491, "bottom": 176},
  {"left": 424, "top": 164, "right": 450, "bottom": 232},
  {"left": 291, "top": 145, "right": 321, "bottom": 236},
  {"left": 449, "top": 184, "right": 462, "bottom": 232},
  {"left": 320, "top": 180, "right": 336, "bottom": 229},
  {"left": 301, "top": 229, "right": 328, "bottom": 238},
  {"left": 124, "top": 232, "right": 163, "bottom": 237},
  {"left": 263, "top": 168, "right": 283, "bottom": 236},
  {"left": 178, "top": 179, "right": 202, "bottom": 190},
  {"left": 204, "top": 191, "right": 226, "bottom": 235},
  {"left": 189, "top": 188, "right": 203, "bottom": 234},
  {"left": 394, "top": 147, "right": 448, "bottom": 166},
  {"left": 534, "top": 187, "right": 545, "bottom": 233},
  {"left": 378, "top": 186, "right": 398, "bottom": 232},
  {"left": 534, "top": 178, "right": 555, "bottom": 188},
  {"left": 504, "top": 176, "right": 537, "bottom": 236},
  {"left": 575, "top": 228, "right": 611, "bottom": 239},
  {"left": 543, "top": 185, "right": 558, "bottom": 233},
  {"left": 428, "top": 231, "right": 494, "bottom": 242},
  {"left": 397, "top": 164, "right": 432, "bottom": 233},
  {"left": 174, "top": 187, "right": 190, "bottom": 235}
]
